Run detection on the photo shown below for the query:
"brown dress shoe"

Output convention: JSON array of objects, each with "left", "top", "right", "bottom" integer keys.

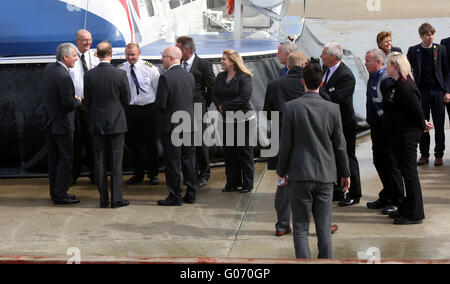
[
  {"left": 417, "top": 156, "right": 429, "bottom": 165},
  {"left": 434, "top": 157, "right": 443, "bottom": 166},
  {"left": 331, "top": 224, "right": 338, "bottom": 234},
  {"left": 275, "top": 227, "right": 292, "bottom": 237}
]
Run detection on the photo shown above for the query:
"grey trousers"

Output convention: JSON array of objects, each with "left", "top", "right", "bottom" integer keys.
[
  {"left": 289, "top": 181, "right": 333, "bottom": 259},
  {"left": 275, "top": 185, "right": 291, "bottom": 232}
]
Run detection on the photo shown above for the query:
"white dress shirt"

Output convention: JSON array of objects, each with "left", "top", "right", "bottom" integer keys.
[
  {"left": 323, "top": 61, "right": 341, "bottom": 83},
  {"left": 119, "top": 59, "right": 160, "bottom": 106},
  {"left": 181, "top": 54, "right": 195, "bottom": 72},
  {"left": 69, "top": 49, "right": 100, "bottom": 99}
]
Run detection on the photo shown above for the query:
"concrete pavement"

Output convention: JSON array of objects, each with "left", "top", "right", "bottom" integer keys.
[{"left": 0, "top": 129, "right": 449, "bottom": 263}]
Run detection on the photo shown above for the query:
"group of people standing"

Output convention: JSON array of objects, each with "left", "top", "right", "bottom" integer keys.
[
  {"left": 41, "top": 21, "right": 449, "bottom": 259},
  {"left": 265, "top": 22, "right": 449, "bottom": 259},
  {"left": 42, "top": 30, "right": 257, "bottom": 208}
]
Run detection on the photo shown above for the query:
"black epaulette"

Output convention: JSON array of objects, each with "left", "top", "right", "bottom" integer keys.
[{"left": 144, "top": 61, "right": 153, "bottom": 67}]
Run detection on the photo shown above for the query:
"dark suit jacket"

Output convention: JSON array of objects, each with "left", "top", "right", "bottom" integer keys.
[
  {"left": 212, "top": 71, "right": 253, "bottom": 113},
  {"left": 190, "top": 54, "right": 215, "bottom": 106},
  {"left": 263, "top": 66, "right": 305, "bottom": 170},
  {"left": 440, "top": 37, "right": 450, "bottom": 76},
  {"left": 321, "top": 62, "right": 357, "bottom": 133},
  {"left": 42, "top": 62, "right": 80, "bottom": 135},
  {"left": 407, "top": 43, "right": 450, "bottom": 93},
  {"left": 84, "top": 62, "right": 131, "bottom": 135},
  {"left": 156, "top": 65, "right": 195, "bottom": 134},
  {"left": 277, "top": 92, "right": 350, "bottom": 182}
]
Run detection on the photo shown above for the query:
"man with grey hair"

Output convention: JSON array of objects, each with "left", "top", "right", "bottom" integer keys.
[
  {"left": 42, "top": 42, "right": 82, "bottom": 204},
  {"left": 320, "top": 42, "right": 362, "bottom": 206},
  {"left": 278, "top": 40, "right": 298, "bottom": 76},
  {"left": 364, "top": 48, "right": 404, "bottom": 214}
]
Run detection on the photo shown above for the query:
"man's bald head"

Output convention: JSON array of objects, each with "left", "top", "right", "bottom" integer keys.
[
  {"left": 96, "top": 41, "right": 112, "bottom": 61},
  {"left": 76, "top": 29, "right": 93, "bottom": 53},
  {"left": 161, "top": 46, "right": 182, "bottom": 69}
]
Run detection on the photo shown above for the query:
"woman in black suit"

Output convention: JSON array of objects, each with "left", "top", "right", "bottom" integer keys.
[
  {"left": 384, "top": 52, "right": 433, "bottom": 224},
  {"left": 212, "top": 49, "right": 255, "bottom": 193}
]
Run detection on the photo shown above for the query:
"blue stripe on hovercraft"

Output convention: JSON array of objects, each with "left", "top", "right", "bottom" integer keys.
[{"left": 0, "top": 0, "right": 126, "bottom": 56}]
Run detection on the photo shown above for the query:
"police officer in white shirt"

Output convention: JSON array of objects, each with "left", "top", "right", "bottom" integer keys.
[
  {"left": 118, "top": 43, "right": 161, "bottom": 185},
  {"left": 69, "top": 29, "right": 100, "bottom": 185}
]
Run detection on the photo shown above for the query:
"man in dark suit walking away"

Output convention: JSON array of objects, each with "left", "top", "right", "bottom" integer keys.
[
  {"left": 321, "top": 42, "right": 362, "bottom": 207},
  {"left": 408, "top": 23, "right": 450, "bottom": 167},
  {"left": 42, "top": 43, "right": 82, "bottom": 205},
  {"left": 156, "top": 46, "right": 198, "bottom": 206},
  {"left": 176, "top": 36, "right": 215, "bottom": 188},
  {"left": 84, "top": 42, "right": 131, "bottom": 209},
  {"left": 263, "top": 51, "right": 307, "bottom": 236},
  {"left": 277, "top": 58, "right": 350, "bottom": 259},
  {"left": 440, "top": 36, "right": 450, "bottom": 122}
]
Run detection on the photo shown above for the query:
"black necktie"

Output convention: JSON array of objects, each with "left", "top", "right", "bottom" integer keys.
[
  {"left": 80, "top": 54, "right": 88, "bottom": 73},
  {"left": 183, "top": 61, "right": 188, "bottom": 70},
  {"left": 130, "top": 64, "right": 145, "bottom": 95},
  {"left": 324, "top": 68, "right": 330, "bottom": 84}
]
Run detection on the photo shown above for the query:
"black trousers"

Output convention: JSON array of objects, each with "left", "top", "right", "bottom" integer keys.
[
  {"left": 47, "top": 131, "right": 73, "bottom": 200},
  {"left": 222, "top": 120, "right": 255, "bottom": 190},
  {"left": 73, "top": 104, "right": 93, "bottom": 178},
  {"left": 195, "top": 101, "right": 210, "bottom": 180},
  {"left": 419, "top": 88, "right": 445, "bottom": 158},
  {"left": 92, "top": 133, "right": 125, "bottom": 203},
  {"left": 371, "top": 126, "right": 404, "bottom": 205},
  {"left": 390, "top": 129, "right": 425, "bottom": 221},
  {"left": 126, "top": 104, "right": 159, "bottom": 178},
  {"left": 343, "top": 129, "right": 362, "bottom": 199},
  {"left": 161, "top": 133, "right": 198, "bottom": 201}
]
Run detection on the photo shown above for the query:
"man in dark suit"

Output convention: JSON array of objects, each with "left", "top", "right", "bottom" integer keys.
[
  {"left": 441, "top": 36, "right": 450, "bottom": 121},
  {"left": 156, "top": 46, "right": 198, "bottom": 206},
  {"left": 408, "top": 23, "right": 450, "bottom": 167},
  {"left": 176, "top": 36, "right": 215, "bottom": 188},
  {"left": 263, "top": 51, "right": 307, "bottom": 236},
  {"left": 277, "top": 58, "right": 350, "bottom": 259},
  {"left": 42, "top": 43, "right": 82, "bottom": 204},
  {"left": 320, "top": 42, "right": 362, "bottom": 206},
  {"left": 84, "top": 41, "right": 131, "bottom": 209}
]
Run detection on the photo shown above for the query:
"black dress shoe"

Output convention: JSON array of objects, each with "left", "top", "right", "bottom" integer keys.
[
  {"left": 338, "top": 197, "right": 360, "bottom": 206},
  {"left": 111, "top": 200, "right": 130, "bottom": 208},
  {"left": 222, "top": 186, "right": 238, "bottom": 192},
  {"left": 54, "top": 198, "right": 80, "bottom": 205},
  {"left": 198, "top": 178, "right": 208, "bottom": 188},
  {"left": 239, "top": 188, "right": 253, "bottom": 193},
  {"left": 157, "top": 198, "right": 182, "bottom": 206},
  {"left": 366, "top": 198, "right": 386, "bottom": 209},
  {"left": 100, "top": 202, "right": 110, "bottom": 208},
  {"left": 182, "top": 196, "right": 196, "bottom": 204},
  {"left": 382, "top": 205, "right": 398, "bottom": 215},
  {"left": 394, "top": 217, "right": 423, "bottom": 225},
  {"left": 149, "top": 176, "right": 160, "bottom": 186},
  {"left": 389, "top": 211, "right": 402, "bottom": 219},
  {"left": 126, "top": 176, "right": 143, "bottom": 185}
]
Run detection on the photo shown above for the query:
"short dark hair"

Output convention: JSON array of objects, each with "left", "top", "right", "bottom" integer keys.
[
  {"left": 302, "top": 57, "right": 323, "bottom": 90},
  {"left": 176, "top": 36, "right": 196, "bottom": 53}
]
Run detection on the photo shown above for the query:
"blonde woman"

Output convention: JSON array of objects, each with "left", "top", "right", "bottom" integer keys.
[
  {"left": 383, "top": 52, "right": 433, "bottom": 225},
  {"left": 212, "top": 49, "right": 254, "bottom": 193}
]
